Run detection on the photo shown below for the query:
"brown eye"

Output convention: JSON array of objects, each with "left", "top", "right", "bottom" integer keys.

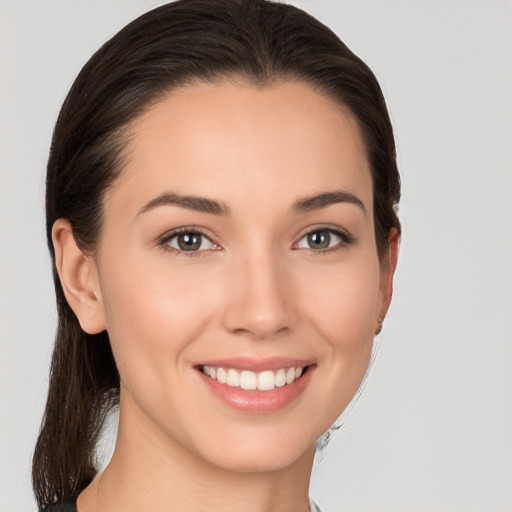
[
  {"left": 177, "top": 233, "right": 202, "bottom": 251},
  {"left": 296, "top": 228, "right": 348, "bottom": 251},
  {"left": 307, "top": 230, "right": 331, "bottom": 249},
  {"left": 165, "top": 231, "right": 217, "bottom": 252}
]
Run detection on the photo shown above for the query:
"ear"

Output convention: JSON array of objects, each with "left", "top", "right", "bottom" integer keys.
[
  {"left": 52, "top": 219, "right": 106, "bottom": 334},
  {"left": 375, "top": 227, "right": 400, "bottom": 335}
]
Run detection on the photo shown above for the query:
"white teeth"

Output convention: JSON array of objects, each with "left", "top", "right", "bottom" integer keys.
[
  {"left": 226, "top": 368, "right": 240, "bottom": 387},
  {"left": 258, "top": 370, "right": 275, "bottom": 391},
  {"left": 216, "top": 367, "right": 227, "bottom": 384},
  {"left": 275, "top": 368, "right": 286, "bottom": 387},
  {"left": 201, "top": 365, "right": 307, "bottom": 391},
  {"left": 240, "top": 370, "right": 257, "bottom": 390}
]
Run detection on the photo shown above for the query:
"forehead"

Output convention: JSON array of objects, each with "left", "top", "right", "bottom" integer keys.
[{"left": 107, "top": 79, "right": 373, "bottom": 216}]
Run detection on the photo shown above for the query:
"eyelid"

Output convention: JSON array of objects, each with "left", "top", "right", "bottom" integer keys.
[
  {"left": 157, "top": 226, "right": 221, "bottom": 255},
  {"left": 292, "top": 224, "right": 355, "bottom": 250},
  {"left": 156, "top": 223, "right": 354, "bottom": 255}
]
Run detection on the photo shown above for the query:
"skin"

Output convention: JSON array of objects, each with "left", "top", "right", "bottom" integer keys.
[{"left": 53, "top": 79, "right": 399, "bottom": 512}]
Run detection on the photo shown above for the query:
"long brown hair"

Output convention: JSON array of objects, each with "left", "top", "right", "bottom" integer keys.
[{"left": 33, "top": 0, "right": 401, "bottom": 508}]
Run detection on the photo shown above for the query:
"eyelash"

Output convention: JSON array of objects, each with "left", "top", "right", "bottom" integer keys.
[
  {"left": 157, "top": 225, "right": 355, "bottom": 257},
  {"left": 293, "top": 225, "right": 355, "bottom": 255},
  {"left": 157, "top": 227, "right": 218, "bottom": 257}
]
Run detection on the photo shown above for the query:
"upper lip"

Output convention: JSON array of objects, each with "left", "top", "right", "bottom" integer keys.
[{"left": 194, "top": 356, "right": 314, "bottom": 372}]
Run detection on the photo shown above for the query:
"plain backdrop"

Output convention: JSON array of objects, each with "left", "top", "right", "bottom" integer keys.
[{"left": 1, "top": 1, "right": 511, "bottom": 511}]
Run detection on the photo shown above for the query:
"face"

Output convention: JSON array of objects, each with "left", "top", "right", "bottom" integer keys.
[{"left": 89, "top": 80, "right": 394, "bottom": 472}]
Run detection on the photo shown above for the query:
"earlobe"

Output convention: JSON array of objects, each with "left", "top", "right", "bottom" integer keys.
[
  {"left": 52, "top": 219, "right": 106, "bottom": 334},
  {"left": 375, "top": 228, "right": 400, "bottom": 334}
]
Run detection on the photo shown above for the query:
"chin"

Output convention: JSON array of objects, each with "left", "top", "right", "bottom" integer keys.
[{"left": 188, "top": 424, "right": 318, "bottom": 474}]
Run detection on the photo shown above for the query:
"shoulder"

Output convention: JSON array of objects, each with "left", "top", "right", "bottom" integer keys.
[
  {"left": 42, "top": 499, "right": 320, "bottom": 512},
  {"left": 40, "top": 502, "right": 77, "bottom": 512}
]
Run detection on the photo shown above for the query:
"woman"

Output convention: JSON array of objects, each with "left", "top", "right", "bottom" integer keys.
[{"left": 33, "top": 0, "right": 400, "bottom": 510}]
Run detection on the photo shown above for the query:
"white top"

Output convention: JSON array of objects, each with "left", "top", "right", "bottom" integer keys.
[{"left": 310, "top": 498, "right": 323, "bottom": 512}]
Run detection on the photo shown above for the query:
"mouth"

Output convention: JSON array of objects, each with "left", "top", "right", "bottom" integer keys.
[
  {"left": 199, "top": 365, "right": 307, "bottom": 391},
  {"left": 194, "top": 359, "right": 315, "bottom": 413}
]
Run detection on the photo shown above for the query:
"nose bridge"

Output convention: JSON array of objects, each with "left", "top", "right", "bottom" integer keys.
[{"left": 222, "top": 240, "right": 296, "bottom": 339}]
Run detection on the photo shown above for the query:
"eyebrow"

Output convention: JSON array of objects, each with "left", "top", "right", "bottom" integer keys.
[
  {"left": 137, "top": 192, "right": 230, "bottom": 217},
  {"left": 137, "top": 189, "right": 366, "bottom": 218},
  {"left": 292, "top": 190, "right": 366, "bottom": 215}
]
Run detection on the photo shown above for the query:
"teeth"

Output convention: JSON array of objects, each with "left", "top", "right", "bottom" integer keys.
[
  {"left": 240, "top": 370, "right": 257, "bottom": 390},
  {"left": 275, "top": 368, "right": 286, "bottom": 387},
  {"left": 216, "top": 367, "right": 227, "bottom": 384},
  {"left": 258, "top": 370, "right": 275, "bottom": 391},
  {"left": 201, "top": 365, "right": 306, "bottom": 391},
  {"left": 226, "top": 368, "right": 240, "bottom": 387}
]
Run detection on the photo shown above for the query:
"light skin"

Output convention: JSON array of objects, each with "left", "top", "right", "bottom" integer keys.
[{"left": 53, "top": 79, "right": 399, "bottom": 512}]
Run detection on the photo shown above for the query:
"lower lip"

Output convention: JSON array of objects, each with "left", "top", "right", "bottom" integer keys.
[{"left": 197, "top": 366, "right": 314, "bottom": 413}]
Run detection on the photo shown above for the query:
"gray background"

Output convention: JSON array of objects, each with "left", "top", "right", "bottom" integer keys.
[{"left": 1, "top": 1, "right": 511, "bottom": 511}]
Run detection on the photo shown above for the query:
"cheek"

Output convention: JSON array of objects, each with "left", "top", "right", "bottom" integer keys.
[
  {"left": 297, "top": 254, "right": 381, "bottom": 349},
  {"left": 297, "top": 252, "right": 380, "bottom": 412},
  {"left": 98, "top": 255, "right": 219, "bottom": 383},
  {"left": 286, "top": 252, "right": 381, "bottom": 431}
]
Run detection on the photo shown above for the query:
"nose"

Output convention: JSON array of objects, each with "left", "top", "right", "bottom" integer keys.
[{"left": 221, "top": 247, "right": 298, "bottom": 340}]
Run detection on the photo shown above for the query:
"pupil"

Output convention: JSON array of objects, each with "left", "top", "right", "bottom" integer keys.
[
  {"left": 178, "top": 233, "right": 201, "bottom": 251},
  {"left": 308, "top": 231, "right": 330, "bottom": 249}
]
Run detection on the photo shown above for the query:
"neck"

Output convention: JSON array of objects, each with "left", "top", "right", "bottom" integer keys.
[{"left": 78, "top": 396, "right": 315, "bottom": 512}]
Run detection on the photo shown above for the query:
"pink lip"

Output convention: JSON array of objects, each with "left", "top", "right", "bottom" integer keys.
[
  {"left": 195, "top": 356, "right": 314, "bottom": 372},
  {"left": 195, "top": 359, "right": 316, "bottom": 414}
]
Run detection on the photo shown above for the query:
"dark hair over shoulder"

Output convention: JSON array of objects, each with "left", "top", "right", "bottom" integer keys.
[{"left": 33, "top": 0, "right": 400, "bottom": 508}]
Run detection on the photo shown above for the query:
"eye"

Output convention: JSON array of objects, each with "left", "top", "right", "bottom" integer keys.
[
  {"left": 163, "top": 230, "right": 218, "bottom": 253},
  {"left": 295, "top": 228, "right": 350, "bottom": 251}
]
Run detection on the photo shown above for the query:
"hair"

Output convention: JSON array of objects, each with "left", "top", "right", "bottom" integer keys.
[{"left": 33, "top": 0, "right": 401, "bottom": 508}]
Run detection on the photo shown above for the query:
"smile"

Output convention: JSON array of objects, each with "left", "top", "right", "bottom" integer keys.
[
  {"left": 200, "top": 365, "right": 304, "bottom": 391},
  {"left": 196, "top": 359, "right": 315, "bottom": 413}
]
